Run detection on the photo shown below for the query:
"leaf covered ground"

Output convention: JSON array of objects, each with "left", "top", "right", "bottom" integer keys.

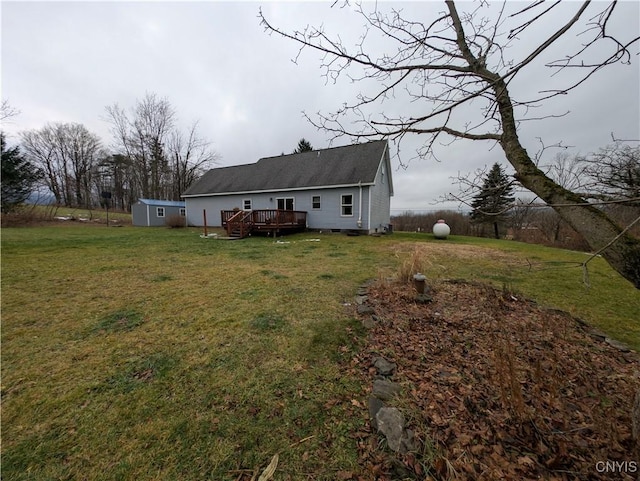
[{"left": 352, "top": 279, "right": 639, "bottom": 480}]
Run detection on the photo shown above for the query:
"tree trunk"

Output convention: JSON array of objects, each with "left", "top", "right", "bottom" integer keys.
[
  {"left": 493, "top": 222, "right": 500, "bottom": 239},
  {"left": 493, "top": 78, "right": 640, "bottom": 288}
]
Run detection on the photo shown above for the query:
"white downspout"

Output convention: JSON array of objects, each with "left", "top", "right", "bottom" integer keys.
[
  {"left": 357, "top": 181, "right": 363, "bottom": 229},
  {"left": 368, "top": 185, "right": 372, "bottom": 232},
  {"left": 146, "top": 204, "right": 150, "bottom": 226}
]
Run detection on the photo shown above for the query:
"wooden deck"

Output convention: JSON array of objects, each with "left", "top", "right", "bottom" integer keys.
[{"left": 221, "top": 209, "right": 307, "bottom": 238}]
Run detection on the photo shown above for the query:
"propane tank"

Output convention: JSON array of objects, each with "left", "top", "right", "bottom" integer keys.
[{"left": 432, "top": 219, "right": 451, "bottom": 239}]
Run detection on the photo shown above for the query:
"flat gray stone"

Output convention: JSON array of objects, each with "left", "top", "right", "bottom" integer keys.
[
  {"left": 372, "top": 379, "right": 401, "bottom": 401},
  {"left": 605, "top": 337, "right": 631, "bottom": 352},
  {"left": 362, "top": 317, "right": 376, "bottom": 329},
  {"left": 357, "top": 305, "right": 375, "bottom": 315},
  {"left": 376, "top": 407, "right": 405, "bottom": 453},
  {"left": 355, "top": 295, "right": 368, "bottom": 305},
  {"left": 376, "top": 408, "right": 418, "bottom": 454},
  {"left": 373, "top": 356, "right": 397, "bottom": 376},
  {"left": 400, "top": 428, "right": 418, "bottom": 454},
  {"left": 368, "top": 395, "right": 385, "bottom": 429}
]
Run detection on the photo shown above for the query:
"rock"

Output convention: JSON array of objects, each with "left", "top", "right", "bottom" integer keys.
[
  {"left": 373, "top": 356, "right": 397, "bottom": 376},
  {"left": 605, "top": 337, "right": 631, "bottom": 352},
  {"left": 376, "top": 408, "right": 418, "bottom": 454},
  {"left": 372, "top": 379, "right": 401, "bottom": 401},
  {"left": 400, "top": 428, "right": 418, "bottom": 454},
  {"left": 415, "top": 293, "right": 433, "bottom": 304},
  {"left": 362, "top": 317, "right": 376, "bottom": 329},
  {"left": 355, "top": 295, "right": 368, "bottom": 305},
  {"left": 368, "top": 395, "right": 385, "bottom": 429},
  {"left": 376, "top": 407, "right": 405, "bottom": 452},
  {"left": 357, "top": 305, "right": 375, "bottom": 315}
]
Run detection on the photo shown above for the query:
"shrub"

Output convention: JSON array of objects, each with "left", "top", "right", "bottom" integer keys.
[{"left": 165, "top": 214, "right": 186, "bottom": 228}]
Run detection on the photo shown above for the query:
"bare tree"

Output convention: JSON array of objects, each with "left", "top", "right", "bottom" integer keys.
[
  {"left": 260, "top": 1, "right": 640, "bottom": 287},
  {"left": 105, "top": 93, "right": 175, "bottom": 200},
  {"left": 527, "top": 151, "right": 589, "bottom": 243},
  {"left": 583, "top": 143, "right": 640, "bottom": 205},
  {"left": 1, "top": 100, "right": 20, "bottom": 122},
  {"left": 20, "top": 123, "right": 103, "bottom": 208},
  {"left": 106, "top": 93, "right": 217, "bottom": 203},
  {"left": 167, "top": 121, "right": 219, "bottom": 201}
]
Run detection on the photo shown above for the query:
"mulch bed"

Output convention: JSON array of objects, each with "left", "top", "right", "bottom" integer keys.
[{"left": 353, "top": 279, "right": 639, "bottom": 480}]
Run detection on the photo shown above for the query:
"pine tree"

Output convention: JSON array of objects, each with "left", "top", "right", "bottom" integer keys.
[
  {"left": 470, "top": 163, "right": 515, "bottom": 239},
  {"left": 293, "top": 138, "right": 313, "bottom": 154},
  {"left": 1, "top": 133, "right": 42, "bottom": 213}
]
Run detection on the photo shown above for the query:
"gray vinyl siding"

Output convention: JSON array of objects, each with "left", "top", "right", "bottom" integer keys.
[
  {"left": 304, "top": 187, "right": 366, "bottom": 231},
  {"left": 132, "top": 202, "right": 185, "bottom": 227},
  {"left": 368, "top": 149, "right": 393, "bottom": 233},
  {"left": 185, "top": 187, "right": 370, "bottom": 231}
]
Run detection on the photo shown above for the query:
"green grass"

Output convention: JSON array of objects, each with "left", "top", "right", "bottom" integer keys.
[
  {"left": 1, "top": 226, "right": 381, "bottom": 480},
  {"left": 1, "top": 226, "right": 638, "bottom": 480}
]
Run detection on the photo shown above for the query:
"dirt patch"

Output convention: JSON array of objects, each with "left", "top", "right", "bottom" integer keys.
[{"left": 354, "top": 279, "right": 639, "bottom": 480}]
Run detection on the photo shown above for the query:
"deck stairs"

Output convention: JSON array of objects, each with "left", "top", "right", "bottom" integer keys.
[{"left": 225, "top": 210, "right": 254, "bottom": 239}]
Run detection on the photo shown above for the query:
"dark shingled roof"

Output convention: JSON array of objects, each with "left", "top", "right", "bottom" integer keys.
[{"left": 182, "top": 140, "right": 388, "bottom": 197}]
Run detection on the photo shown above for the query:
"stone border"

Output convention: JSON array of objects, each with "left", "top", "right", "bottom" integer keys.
[{"left": 356, "top": 280, "right": 418, "bottom": 455}]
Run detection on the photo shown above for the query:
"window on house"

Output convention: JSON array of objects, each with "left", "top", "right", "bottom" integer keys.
[
  {"left": 179, "top": 208, "right": 186, "bottom": 216},
  {"left": 157, "top": 207, "right": 165, "bottom": 217},
  {"left": 341, "top": 194, "right": 353, "bottom": 216},
  {"left": 243, "top": 199, "right": 252, "bottom": 210},
  {"left": 277, "top": 197, "right": 294, "bottom": 210},
  {"left": 312, "top": 195, "right": 321, "bottom": 209}
]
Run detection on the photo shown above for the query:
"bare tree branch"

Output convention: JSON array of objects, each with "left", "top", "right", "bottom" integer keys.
[{"left": 260, "top": 1, "right": 640, "bottom": 287}]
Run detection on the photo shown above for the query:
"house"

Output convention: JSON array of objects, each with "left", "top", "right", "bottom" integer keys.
[
  {"left": 181, "top": 140, "right": 394, "bottom": 235},
  {"left": 131, "top": 198, "right": 186, "bottom": 227}
]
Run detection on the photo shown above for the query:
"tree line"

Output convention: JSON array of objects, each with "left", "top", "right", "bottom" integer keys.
[
  {"left": 393, "top": 150, "right": 639, "bottom": 251},
  {"left": 1, "top": 93, "right": 218, "bottom": 213}
]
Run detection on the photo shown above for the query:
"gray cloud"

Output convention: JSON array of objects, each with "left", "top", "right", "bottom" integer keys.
[{"left": 2, "top": 1, "right": 638, "bottom": 213}]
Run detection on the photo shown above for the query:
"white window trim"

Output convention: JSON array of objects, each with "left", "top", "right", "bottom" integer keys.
[
  {"left": 179, "top": 208, "right": 186, "bottom": 216},
  {"left": 276, "top": 197, "right": 295, "bottom": 210},
  {"left": 341, "top": 194, "right": 353, "bottom": 217},
  {"left": 157, "top": 207, "right": 165, "bottom": 217},
  {"left": 243, "top": 199, "right": 252, "bottom": 210},
  {"left": 312, "top": 195, "right": 321, "bottom": 210}
]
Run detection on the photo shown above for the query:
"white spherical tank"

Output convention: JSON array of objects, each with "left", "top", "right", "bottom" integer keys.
[{"left": 432, "top": 219, "right": 450, "bottom": 239}]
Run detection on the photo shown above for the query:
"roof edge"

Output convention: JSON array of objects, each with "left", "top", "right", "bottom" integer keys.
[{"left": 182, "top": 182, "right": 376, "bottom": 198}]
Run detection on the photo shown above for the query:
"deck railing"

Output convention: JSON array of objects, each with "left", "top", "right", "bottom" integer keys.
[
  {"left": 221, "top": 209, "right": 307, "bottom": 237},
  {"left": 250, "top": 209, "right": 307, "bottom": 227}
]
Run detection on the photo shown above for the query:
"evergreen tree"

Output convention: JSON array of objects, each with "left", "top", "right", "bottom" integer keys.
[
  {"left": 293, "top": 138, "right": 313, "bottom": 153},
  {"left": 1, "top": 133, "right": 42, "bottom": 213},
  {"left": 470, "top": 163, "right": 515, "bottom": 239}
]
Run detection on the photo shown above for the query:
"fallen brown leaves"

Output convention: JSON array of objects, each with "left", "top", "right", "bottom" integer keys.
[{"left": 353, "top": 279, "right": 639, "bottom": 480}]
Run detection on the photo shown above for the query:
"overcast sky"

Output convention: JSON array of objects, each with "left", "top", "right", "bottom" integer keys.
[{"left": 2, "top": 1, "right": 639, "bottom": 213}]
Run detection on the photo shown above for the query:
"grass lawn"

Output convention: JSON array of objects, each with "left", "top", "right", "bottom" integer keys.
[{"left": 2, "top": 226, "right": 638, "bottom": 480}]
